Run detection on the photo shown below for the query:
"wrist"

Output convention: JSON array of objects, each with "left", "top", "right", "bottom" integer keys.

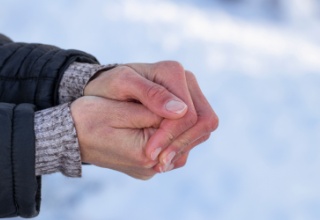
[{"left": 58, "top": 62, "right": 117, "bottom": 104}]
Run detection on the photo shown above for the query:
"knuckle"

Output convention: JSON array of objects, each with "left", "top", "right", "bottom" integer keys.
[
  {"left": 210, "top": 114, "right": 219, "bottom": 131},
  {"left": 116, "top": 66, "right": 135, "bottom": 83},
  {"left": 160, "top": 128, "right": 175, "bottom": 143},
  {"left": 185, "top": 70, "right": 196, "bottom": 80},
  {"left": 162, "top": 60, "right": 184, "bottom": 71},
  {"left": 155, "top": 61, "right": 185, "bottom": 78},
  {"left": 185, "top": 71, "right": 199, "bottom": 87},
  {"left": 184, "top": 110, "right": 198, "bottom": 128},
  {"left": 175, "top": 157, "right": 187, "bottom": 169},
  {"left": 198, "top": 134, "right": 211, "bottom": 144},
  {"left": 177, "top": 137, "right": 192, "bottom": 150},
  {"left": 108, "top": 66, "right": 133, "bottom": 90},
  {"left": 169, "top": 61, "right": 184, "bottom": 71},
  {"left": 118, "top": 65, "right": 133, "bottom": 75},
  {"left": 180, "top": 159, "right": 187, "bottom": 167},
  {"left": 177, "top": 149, "right": 186, "bottom": 157},
  {"left": 165, "top": 130, "right": 175, "bottom": 143},
  {"left": 201, "top": 114, "right": 219, "bottom": 133},
  {"left": 145, "top": 84, "right": 168, "bottom": 100}
]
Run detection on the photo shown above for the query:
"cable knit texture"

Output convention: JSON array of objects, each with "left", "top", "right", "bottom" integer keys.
[
  {"left": 34, "top": 62, "right": 117, "bottom": 177},
  {"left": 35, "top": 103, "right": 81, "bottom": 177},
  {"left": 59, "top": 62, "right": 106, "bottom": 103}
]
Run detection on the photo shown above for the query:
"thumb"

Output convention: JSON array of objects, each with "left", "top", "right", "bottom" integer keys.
[
  {"left": 84, "top": 65, "right": 188, "bottom": 120},
  {"left": 112, "top": 101, "right": 163, "bottom": 129},
  {"left": 125, "top": 73, "right": 188, "bottom": 119}
]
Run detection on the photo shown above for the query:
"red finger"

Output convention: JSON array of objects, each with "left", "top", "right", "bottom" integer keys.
[
  {"left": 155, "top": 71, "right": 219, "bottom": 171},
  {"left": 125, "top": 62, "right": 199, "bottom": 161}
]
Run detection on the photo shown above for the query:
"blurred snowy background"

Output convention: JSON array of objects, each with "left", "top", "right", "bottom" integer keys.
[{"left": 1, "top": 0, "right": 320, "bottom": 219}]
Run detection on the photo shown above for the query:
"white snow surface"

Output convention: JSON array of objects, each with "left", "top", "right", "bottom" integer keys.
[{"left": 1, "top": 0, "right": 320, "bottom": 219}]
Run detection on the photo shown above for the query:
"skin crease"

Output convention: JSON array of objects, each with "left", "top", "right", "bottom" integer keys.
[
  {"left": 153, "top": 71, "right": 218, "bottom": 172},
  {"left": 71, "top": 96, "right": 163, "bottom": 180},
  {"left": 82, "top": 61, "right": 219, "bottom": 177}
]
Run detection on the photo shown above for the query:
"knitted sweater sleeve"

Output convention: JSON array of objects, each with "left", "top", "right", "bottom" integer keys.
[
  {"left": 34, "top": 62, "right": 116, "bottom": 177},
  {"left": 34, "top": 103, "right": 81, "bottom": 177}
]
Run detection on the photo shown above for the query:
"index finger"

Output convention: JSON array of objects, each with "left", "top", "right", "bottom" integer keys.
[{"left": 126, "top": 61, "right": 198, "bottom": 161}]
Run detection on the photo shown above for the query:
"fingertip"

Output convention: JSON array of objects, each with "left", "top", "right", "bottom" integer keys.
[
  {"left": 165, "top": 100, "right": 188, "bottom": 117},
  {"left": 150, "top": 147, "right": 162, "bottom": 161}
]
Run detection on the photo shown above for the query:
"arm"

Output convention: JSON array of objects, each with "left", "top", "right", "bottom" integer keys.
[
  {"left": 0, "top": 39, "right": 98, "bottom": 109},
  {"left": 0, "top": 36, "right": 187, "bottom": 217},
  {"left": 46, "top": 61, "right": 218, "bottom": 175},
  {"left": 32, "top": 61, "right": 190, "bottom": 177},
  {"left": 0, "top": 103, "right": 40, "bottom": 218},
  {"left": 84, "top": 61, "right": 219, "bottom": 172},
  {"left": 0, "top": 34, "right": 218, "bottom": 217},
  {"left": 0, "top": 34, "right": 99, "bottom": 218}
]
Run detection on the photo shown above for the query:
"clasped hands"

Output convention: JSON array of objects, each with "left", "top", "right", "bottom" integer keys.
[{"left": 70, "top": 61, "right": 219, "bottom": 180}]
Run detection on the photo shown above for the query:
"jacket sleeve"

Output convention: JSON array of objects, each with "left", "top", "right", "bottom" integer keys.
[
  {"left": 0, "top": 103, "right": 40, "bottom": 218},
  {"left": 0, "top": 34, "right": 99, "bottom": 218},
  {"left": 0, "top": 38, "right": 99, "bottom": 110}
]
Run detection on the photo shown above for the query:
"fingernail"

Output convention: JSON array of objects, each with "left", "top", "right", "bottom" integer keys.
[
  {"left": 166, "top": 164, "right": 174, "bottom": 172},
  {"left": 163, "top": 152, "right": 176, "bottom": 165},
  {"left": 165, "top": 100, "right": 187, "bottom": 114},
  {"left": 151, "top": 147, "right": 161, "bottom": 161},
  {"left": 161, "top": 163, "right": 175, "bottom": 173}
]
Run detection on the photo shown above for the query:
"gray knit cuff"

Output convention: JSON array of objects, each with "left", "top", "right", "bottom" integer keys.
[
  {"left": 59, "top": 62, "right": 117, "bottom": 104},
  {"left": 34, "top": 103, "right": 82, "bottom": 177}
]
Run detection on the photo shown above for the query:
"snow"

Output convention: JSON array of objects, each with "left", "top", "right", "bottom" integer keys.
[{"left": 1, "top": 0, "right": 320, "bottom": 219}]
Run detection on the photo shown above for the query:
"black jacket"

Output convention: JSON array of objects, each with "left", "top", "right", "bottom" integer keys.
[{"left": 0, "top": 34, "right": 98, "bottom": 218}]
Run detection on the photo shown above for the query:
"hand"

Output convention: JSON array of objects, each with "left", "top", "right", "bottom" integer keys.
[
  {"left": 84, "top": 62, "right": 189, "bottom": 120},
  {"left": 84, "top": 61, "right": 219, "bottom": 172},
  {"left": 150, "top": 71, "right": 219, "bottom": 172},
  {"left": 70, "top": 96, "right": 162, "bottom": 180},
  {"left": 123, "top": 63, "right": 219, "bottom": 172}
]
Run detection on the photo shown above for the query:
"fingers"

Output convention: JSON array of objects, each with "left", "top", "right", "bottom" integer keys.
[
  {"left": 71, "top": 96, "right": 160, "bottom": 180},
  {"left": 154, "top": 71, "right": 219, "bottom": 172},
  {"left": 108, "top": 99, "right": 163, "bottom": 129},
  {"left": 152, "top": 134, "right": 210, "bottom": 173},
  {"left": 125, "top": 72, "right": 188, "bottom": 119},
  {"left": 125, "top": 61, "right": 195, "bottom": 118},
  {"left": 144, "top": 112, "right": 198, "bottom": 160},
  {"left": 82, "top": 61, "right": 218, "bottom": 176},
  {"left": 84, "top": 61, "right": 198, "bottom": 161},
  {"left": 76, "top": 96, "right": 163, "bottom": 129},
  {"left": 84, "top": 65, "right": 188, "bottom": 120},
  {"left": 125, "top": 62, "right": 199, "bottom": 161}
]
